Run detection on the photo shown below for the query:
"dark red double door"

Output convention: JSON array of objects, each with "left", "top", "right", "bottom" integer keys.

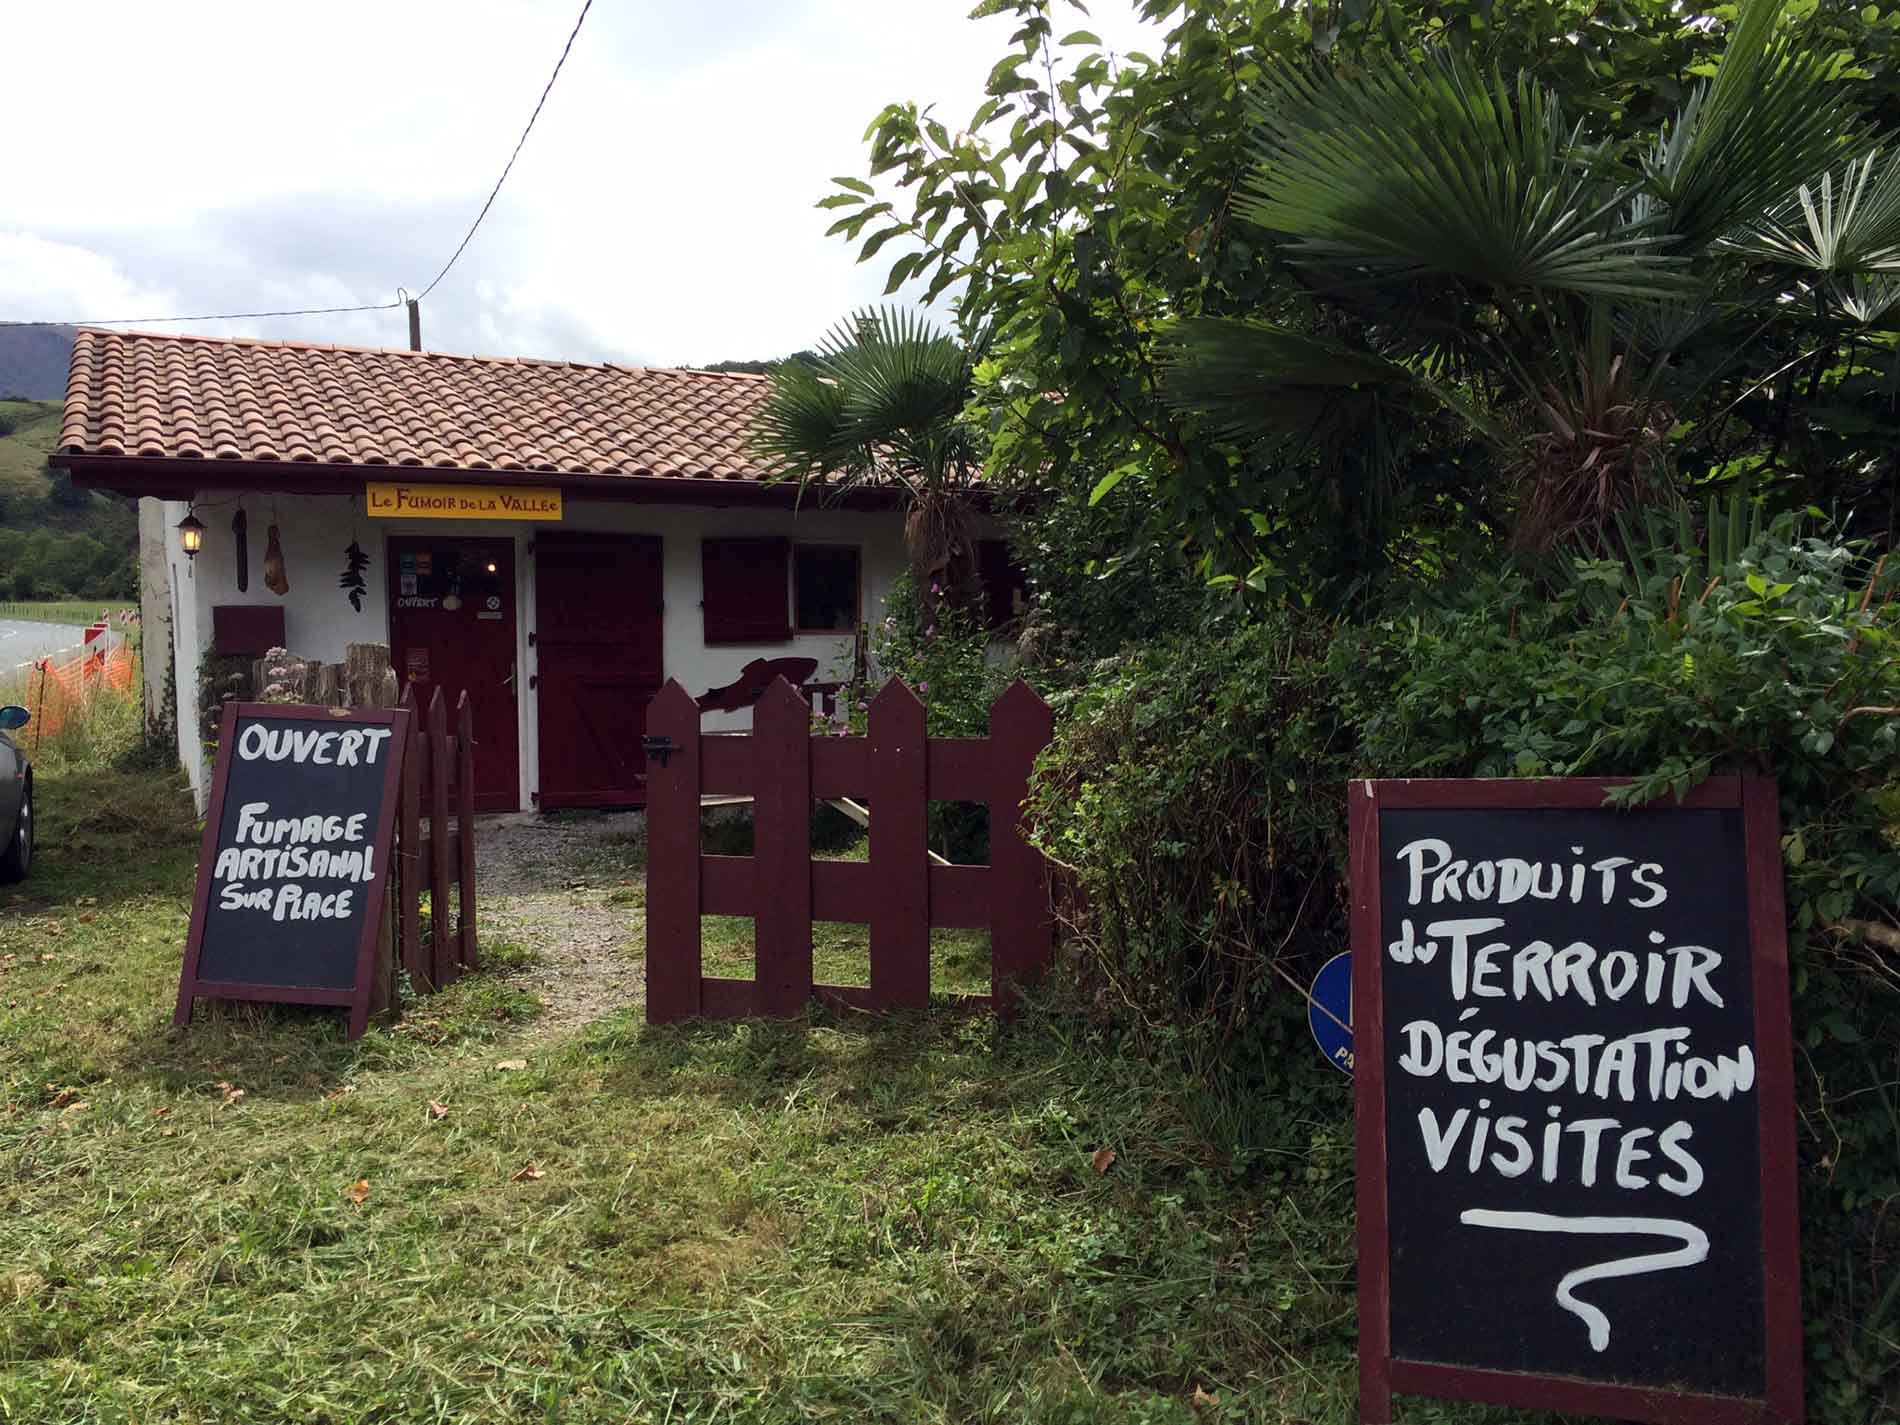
[{"left": 535, "top": 533, "right": 665, "bottom": 809}]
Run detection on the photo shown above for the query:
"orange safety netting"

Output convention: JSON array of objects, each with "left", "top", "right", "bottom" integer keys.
[{"left": 19, "top": 631, "right": 138, "bottom": 744}]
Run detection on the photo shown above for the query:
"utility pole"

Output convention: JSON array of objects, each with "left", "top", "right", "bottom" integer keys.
[{"left": 407, "top": 299, "right": 422, "bottom": 352}]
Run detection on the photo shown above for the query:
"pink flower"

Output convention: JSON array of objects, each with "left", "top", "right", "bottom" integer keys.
[
  {"left": 930, "top": 582, "right": 941, "bottom": 595},
  {"left": 917, "top": 681, "right": 930, "bottom": 694},
  {"left": 925, "top": 624, "right": 937, "bottom": 638}
]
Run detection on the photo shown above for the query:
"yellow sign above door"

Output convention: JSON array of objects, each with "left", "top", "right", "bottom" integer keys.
[{"left": 366, "top": 483, "right": 563, "bottom": 521}]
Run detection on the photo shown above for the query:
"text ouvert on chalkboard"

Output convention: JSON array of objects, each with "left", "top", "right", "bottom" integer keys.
[{"left": 177, "top": 701, "right": 412, "bottom": 1040}]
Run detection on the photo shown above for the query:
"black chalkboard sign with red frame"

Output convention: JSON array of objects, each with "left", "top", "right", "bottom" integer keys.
[
  {"left": 1349, "top": 777, "right": 1801, "bottom": 1425},
  {"left": 176, "top": 701, "right": 411, "bottom": 1040}
]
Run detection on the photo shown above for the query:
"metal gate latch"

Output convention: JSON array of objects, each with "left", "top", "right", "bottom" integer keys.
[{"left": 642, "top": 734, "right": 675, "bottom": 767}]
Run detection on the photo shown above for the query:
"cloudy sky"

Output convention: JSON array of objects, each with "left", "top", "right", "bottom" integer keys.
[{"left": 2, "top": 1, "right": 1160, "bottom": 367}]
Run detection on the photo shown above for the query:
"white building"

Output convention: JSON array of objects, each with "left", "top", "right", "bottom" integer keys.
[{"left": 51, "top": 329, "right": 1011, "bottom": 812}]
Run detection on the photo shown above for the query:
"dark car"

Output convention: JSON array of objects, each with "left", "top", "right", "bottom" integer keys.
[{"left": 0, "top": 705, "right": 32, "bottom": 882}]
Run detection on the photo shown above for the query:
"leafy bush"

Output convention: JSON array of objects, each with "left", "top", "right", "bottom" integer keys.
[
  {"left": 1032, "top": 517, "right": 1900, "bottom": 1416},
  {"left": 866, "top": 572, "right": 1007, "bottom": 737},
  {"left": 1026, "top": 616, "right": 1351, "bottom": 1044},
  {"left": 866, "top": 573, "right": 1013, "bottom": 863}
]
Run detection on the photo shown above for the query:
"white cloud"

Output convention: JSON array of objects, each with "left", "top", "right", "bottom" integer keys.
[
  {"left": 1, "top": 0, "right": 1161, "bottom": 364},
  {"left": 0, "top": 234, "right": 177, "bottom": 323}
]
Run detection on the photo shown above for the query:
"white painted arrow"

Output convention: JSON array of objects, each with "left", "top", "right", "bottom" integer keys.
[{"left": 1459, "top": 1209, "right": 1710, "bottom": 1352}]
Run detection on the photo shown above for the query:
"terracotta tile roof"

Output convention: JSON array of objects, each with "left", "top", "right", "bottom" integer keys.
[{"left": 57, "top": 327, "right": 778, "bottom": 481}]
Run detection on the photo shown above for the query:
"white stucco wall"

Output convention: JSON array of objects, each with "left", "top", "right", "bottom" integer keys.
[
  {"left": 136, "top": 497, "right": 173, "bottom": 736},
  {"left": 161, "top": 499, "right": 208, "bottom": 805},
  {"left": 164, "top": 488, "right": 921, "bottom": 807}
]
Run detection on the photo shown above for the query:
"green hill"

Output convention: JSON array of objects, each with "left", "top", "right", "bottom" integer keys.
[
  {"left": 0, "top": 324, "right": 77, "bottom": 402},
  {"left": 0, "top": 398, "right": 139, "bottom": 600}
]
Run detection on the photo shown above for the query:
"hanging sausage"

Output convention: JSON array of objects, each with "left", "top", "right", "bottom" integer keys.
[
  {"left": 232, "top": 508, "right": 249, "bottom": 592},
  {"left": 263, "top": 522, "right": 290, "bottom": 596}
]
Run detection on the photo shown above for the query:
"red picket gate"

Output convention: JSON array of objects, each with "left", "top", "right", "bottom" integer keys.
[
  {"left": 394, "top": 684, "right": 479, "bottom": 995},
  {"left": 644, "top": 676, "right": 1055, "bottom": 1023}
]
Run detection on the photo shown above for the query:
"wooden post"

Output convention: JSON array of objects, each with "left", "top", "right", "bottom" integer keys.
[
  {"left": 868, "top": 679, "right": 929, "bottom": 1008},
  {"left": 987, "top": 680, "right": 1053, "bottom": 1021},
  {"left": 398, "top": 686, "right": 427, "bottom": 993},
  {"left": 1350, "top": 779, "right": 1392, "bottom": 1425},
  {"left": 645, "top": 681, "right": 702, "bottom": 1024},
  {"left": 428, "top": 686, "right": 455, "bottom": 988},
  {"left": 369, "top": 881, "right": 396, "bottom": 1019},
  {"left": 753, "top": 678, "right": 812, "bottom": 1017},
  {"left": 456, "top": 692, "right": 479, "bottom": 972}
]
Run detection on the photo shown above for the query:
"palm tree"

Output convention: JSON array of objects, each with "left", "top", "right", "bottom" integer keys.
[
  {"left": 751, "top": 307, "right": 985, "bottom": 614},
  {"left": 1164, "top": 0, "right": 1892, "bottom": 553}
]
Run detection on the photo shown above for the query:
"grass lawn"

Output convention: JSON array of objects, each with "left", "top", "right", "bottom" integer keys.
[{"left": 0, "top": 765, "right": 1432, "bottom": 1424}]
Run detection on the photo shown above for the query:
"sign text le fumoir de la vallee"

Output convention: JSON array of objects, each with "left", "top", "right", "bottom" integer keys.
[{"left": 366, "top": 483, "right": 562, "bottom": 520}]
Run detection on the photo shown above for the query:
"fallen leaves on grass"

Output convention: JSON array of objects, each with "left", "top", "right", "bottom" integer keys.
[
  {"left": 1191, "top": 1383, "right": 1220, "bottom": 1411},
  {"left": 510, "top": 1163, "right": 545, "bottom": 1182},
  {"left": 427, "top": 1100, "right": 449, "bottom": 1120},
  {"left": 494, "top": 1059, "right": 528, "bottom": 1072},
  {"left": 345, "top": 1179, "right": 370, "bottom": 1208},
  {"left": 46, "top": 1085, "right": 82, "bottom": 1109},
  {"left": 1091, "top": 1147, "right": 1117, "bottom": 1175},
  {"left": 215, "top": 1081, "right": 245, "bottom": 1106}
]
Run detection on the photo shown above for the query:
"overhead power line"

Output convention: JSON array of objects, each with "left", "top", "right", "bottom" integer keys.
[
  {"left": 0, "top": 0, "right": 594, "bottom": 332},
  {"left": 0, "top": 300, "right": 404, "bottom": 331},
  {"left": 418, "top": 0, "right": 593, "bottom": 300}
]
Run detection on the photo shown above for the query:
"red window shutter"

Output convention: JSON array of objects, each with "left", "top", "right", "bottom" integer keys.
[
  {"left": 976, "top": 539, "right": 1028, "bottom": 632},
  {"left": 701, "top": 537, "right": 791, "bottom": 644}
]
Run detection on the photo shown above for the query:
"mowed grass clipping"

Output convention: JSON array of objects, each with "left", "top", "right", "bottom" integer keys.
[{"left": 0, "top": 765, "right": 1469, "bottom": 1425}]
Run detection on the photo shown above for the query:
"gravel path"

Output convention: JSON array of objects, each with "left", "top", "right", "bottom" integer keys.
[{"left": 475, "top": 811, "right": 648, "bottom": 1041}]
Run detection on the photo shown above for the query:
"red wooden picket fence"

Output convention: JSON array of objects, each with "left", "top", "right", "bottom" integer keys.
[
  {"left": 394, "top": 684, "right": 479, "bottom": 995},
  {"left": 644, "top": 676, "right": 1055, "bottom": 1023}
]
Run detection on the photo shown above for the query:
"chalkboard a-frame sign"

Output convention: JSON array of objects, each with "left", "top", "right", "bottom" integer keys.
[
  {"left": 176, "top": 701, "right": 411, "bottom": 1040},
  {"left": 1350, "top": 778, "right": 1801, "bottom": 1425}
]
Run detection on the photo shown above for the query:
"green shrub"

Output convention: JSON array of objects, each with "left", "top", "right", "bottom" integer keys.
[
  {"left": 865, "top": 572, "right": 1011, "bottom": 863},
  {"left": 867, "top": 572, "right": 1007, "bottom": 737},
  {"left": 1026, "top": 616, "right": 1351, "bottom": 1043}
]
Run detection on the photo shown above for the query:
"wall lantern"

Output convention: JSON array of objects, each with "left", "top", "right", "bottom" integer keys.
[{"left": 177, "top": 510, "right": 206, "bottom": 562}]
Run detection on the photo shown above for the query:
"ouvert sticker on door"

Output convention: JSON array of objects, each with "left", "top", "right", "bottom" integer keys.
[{"left": 366, "top": 483, "right": 563, "bottom": 520}]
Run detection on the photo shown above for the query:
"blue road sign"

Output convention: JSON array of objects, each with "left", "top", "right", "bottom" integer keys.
[{"left": 1308, "top": 951, "right": 1353, "bottom": 1076}]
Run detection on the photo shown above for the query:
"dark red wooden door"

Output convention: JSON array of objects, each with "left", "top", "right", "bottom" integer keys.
[
  {"left": 386, "top": 536, "right": 520, "bottom": 811},
  {"left": 535, "top": 533, "right": 664, "bottom": 808}
]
